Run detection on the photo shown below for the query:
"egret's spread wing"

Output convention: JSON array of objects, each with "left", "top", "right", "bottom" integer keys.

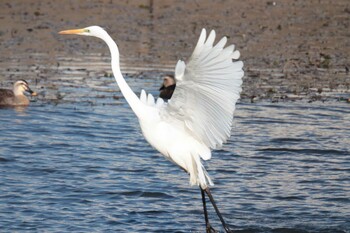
[
  {"left": 139, "top": 89, "right": 165, "bottom": 108},
  {"left": 161, "top": 29, "right": 244, "bottom": 149}
]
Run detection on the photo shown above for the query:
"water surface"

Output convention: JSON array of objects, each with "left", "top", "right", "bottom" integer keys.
[{"left": 0, "top": 76, "right": 349, "bottom": 232}]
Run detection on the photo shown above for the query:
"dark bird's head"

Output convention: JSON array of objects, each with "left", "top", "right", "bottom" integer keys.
[
  {"left": 159, "top": 74, "right": 176, "bottom": 91},
  {"left": 159, "top": 74, "right": 176, "bottom": 100}
]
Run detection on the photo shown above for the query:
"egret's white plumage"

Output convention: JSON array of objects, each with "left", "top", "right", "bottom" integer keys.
[
  {"left": 60, "top": 26, "right": 243, "bottom": 232},
  {"left": 138, "top": 29, "right": 243, "bottom": 188},
  {"left": 59, "top": 26, "right": 243, "bottom": 190}
]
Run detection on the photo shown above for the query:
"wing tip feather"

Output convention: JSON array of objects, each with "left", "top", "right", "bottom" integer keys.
[{"left": 166, "top": 28, "right": 244, "bottom": 150}]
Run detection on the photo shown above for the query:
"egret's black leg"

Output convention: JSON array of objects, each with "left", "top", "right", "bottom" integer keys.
[
  {"left": 201, "top": 188, "right": 209, "bottom": 228},
  {"left": 201, "top": 188, "right": 218, "bottom": 233},
  {"left": 204, "top": 187, "right": 232, "bottom": 233}
]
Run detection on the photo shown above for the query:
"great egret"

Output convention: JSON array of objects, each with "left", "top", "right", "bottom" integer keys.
[
  {"left": 0, "top": 80, "right": 37, "bottom": 106},
  {"left": 60, "top": 26, "right": 243, "bottom": 232},
  {"left": 159, "top": 74, "right": 176, "bottom": 100}
]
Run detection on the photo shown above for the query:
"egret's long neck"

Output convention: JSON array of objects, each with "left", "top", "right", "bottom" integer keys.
[{"left": 103, "top": 34, "right": 144, "bottom": 118}]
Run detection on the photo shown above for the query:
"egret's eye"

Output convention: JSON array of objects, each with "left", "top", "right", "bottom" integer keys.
[{"left": 85, "top": 29, "right": 90, "bottom": 33}]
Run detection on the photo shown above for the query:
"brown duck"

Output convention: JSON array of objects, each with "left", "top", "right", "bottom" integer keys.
[{"left": 0, "top": 80, "right": 37, "bottom": 106}]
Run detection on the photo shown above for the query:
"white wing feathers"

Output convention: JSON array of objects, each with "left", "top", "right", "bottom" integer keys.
[
  {"left": 140, "top": 89, "right": 165, "bottom": 108},
  {"left": 147, "top": 93, "right": 155, "bottom": 106},
  {"left": 140, "top": 89, "right": 147, "bottom": 104},
  {"left": 156, "top": 97, "right": 164, "bottom": 107},
  {"left": 161, "top": 28, "right": 244, "bottom": 150},
  {"left": 175, "top": 60, "right": 186, "bottom": 81}
]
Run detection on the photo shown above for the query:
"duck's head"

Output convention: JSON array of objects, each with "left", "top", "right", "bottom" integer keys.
[{"left": 13, "top": 80, "right": 37, "bottom": 96}]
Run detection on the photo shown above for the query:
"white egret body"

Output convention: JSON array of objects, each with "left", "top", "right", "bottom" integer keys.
[{"left": 60, "top": 26, "right": 244, "bottom": 232}]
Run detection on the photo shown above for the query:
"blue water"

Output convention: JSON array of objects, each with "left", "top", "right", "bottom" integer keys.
[{"left": 0, "top": 76, "right": 349, "bottom": 232}]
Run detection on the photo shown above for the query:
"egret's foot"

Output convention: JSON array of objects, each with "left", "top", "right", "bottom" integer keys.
[
  {"left": 204, "top": 187, "right": 233, "bottom": 233},
  {"left": 223, "top": 225, "right": 233, "bottom": 233},
  {"left": 206, "top": 224, "right": 218, "bottom": 233}
]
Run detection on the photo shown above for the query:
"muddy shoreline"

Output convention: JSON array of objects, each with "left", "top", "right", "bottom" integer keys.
[{"left": 0, "top": 0, "right": 349, "bottom": 102}]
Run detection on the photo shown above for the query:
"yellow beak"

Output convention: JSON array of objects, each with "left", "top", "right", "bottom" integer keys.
[{"left": 59, "top": 28, "right": 85, "bottom": 35}]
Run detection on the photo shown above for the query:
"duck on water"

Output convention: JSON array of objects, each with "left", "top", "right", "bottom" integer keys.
[{"left": 0, "top": 80, "right": 37, "bottom": 107}]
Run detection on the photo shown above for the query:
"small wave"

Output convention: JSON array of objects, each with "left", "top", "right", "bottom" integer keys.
[
  {"left": 0, "top": 157, "right": 14, "bottom": 162},
  {"left": 117, "top": 190, "right": 143, "bottom": 197},
  {"left": 258, "top": 148, "right": 348, "bottom": 155},
  {"left": 270, "top": 138, "right": 309, "bottom": 143},
  {"left": 140, "top": 191, "right": 173, "bottom": 199},
  {"left": 233, "top": 226, "right": 348, "bottom": 233},
  {"left": 272, "top": 195, "right": 306, "bottom": 201}
]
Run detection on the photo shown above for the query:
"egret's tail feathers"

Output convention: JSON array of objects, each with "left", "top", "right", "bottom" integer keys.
[
  {"left": 200, "top": 164, "right": 214, "bottom": 188},
  {"left": 190, "top": 155, "right": 214, "bottom": 189}
]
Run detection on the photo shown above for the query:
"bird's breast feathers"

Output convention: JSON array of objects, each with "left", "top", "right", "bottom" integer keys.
[{"left": 139, "top": 116, "right": 211, "bottom": 166}]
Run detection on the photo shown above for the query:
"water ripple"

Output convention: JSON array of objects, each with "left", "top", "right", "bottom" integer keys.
[{"left": 0, "top": 80, "right": 349, "bottom": 232}]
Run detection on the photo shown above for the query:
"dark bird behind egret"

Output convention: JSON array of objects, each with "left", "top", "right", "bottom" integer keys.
[
  {"left": 0, "top": 80, "right": 37, "bottom": 106},
  {"left": 60, "top": 26, "right": 243, "bottom": 232},
  {"left": 159, "top": 74, "right": 176, "bottom": 100}
]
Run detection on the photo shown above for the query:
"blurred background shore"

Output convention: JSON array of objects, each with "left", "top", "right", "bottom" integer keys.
[{"left": 0, "top": 0, "right": 349, "bottom": 102}]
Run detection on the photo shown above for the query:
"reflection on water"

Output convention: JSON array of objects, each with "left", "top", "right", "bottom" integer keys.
[
  {"left": 0, "top": 106, "right": 29, "bottom": 116},
  {"left": 0, "top": 76, "right": 349, "bottom": 232}
]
